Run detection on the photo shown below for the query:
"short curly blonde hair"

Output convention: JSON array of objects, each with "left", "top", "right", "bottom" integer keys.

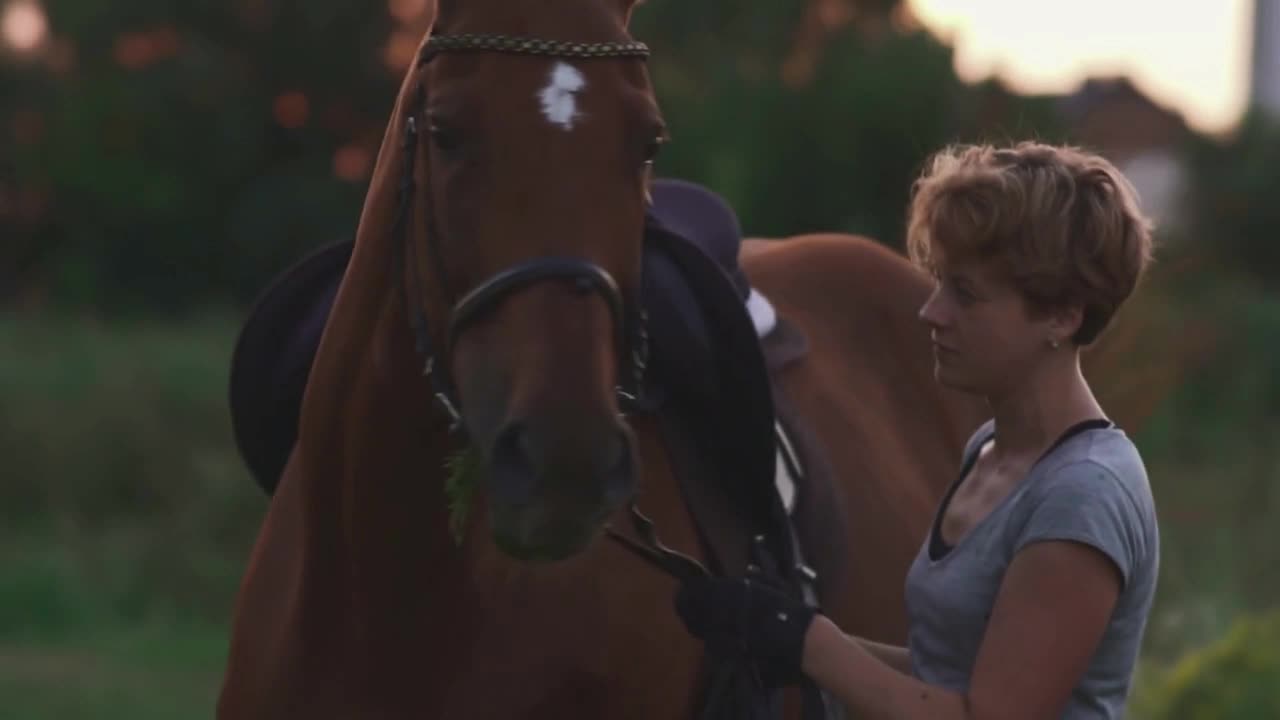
[{"left": 906, "top": 141, "right": 1155, "bottom": 345}]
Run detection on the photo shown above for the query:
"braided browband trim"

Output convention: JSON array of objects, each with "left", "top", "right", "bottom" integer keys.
[{"left": 419, "top": 33, "right": 650, "bottom": 64}]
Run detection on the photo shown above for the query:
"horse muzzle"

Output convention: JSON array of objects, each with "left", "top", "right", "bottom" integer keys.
[{"left": 485, "top": 415, "right": 638, "bottom": 562}]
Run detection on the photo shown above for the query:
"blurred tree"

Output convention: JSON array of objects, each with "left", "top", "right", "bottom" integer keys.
[
  {"left": 1, "top": 0, "right": 1064, "bottom": 311},
  {"left": 1182, "top": 108, "right": 1280, "bottom": 288},
  {"left": 636, "top": 3, "right": 1064, "bottom": 244},
  {"left": 4, "top": 0, "right": 398, "bottom": 311}
]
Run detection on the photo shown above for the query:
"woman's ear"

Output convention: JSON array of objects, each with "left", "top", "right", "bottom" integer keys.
[{"left": 1049, "top": 303, "right": 1085, "bottom": 346}]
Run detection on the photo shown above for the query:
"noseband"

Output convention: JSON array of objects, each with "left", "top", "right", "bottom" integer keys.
[{"left": 392, "top": 33, "right": 653, "bottom": 435}]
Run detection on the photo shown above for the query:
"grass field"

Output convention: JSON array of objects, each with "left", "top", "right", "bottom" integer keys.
[
  {"left": 1, "top": 312, "right": 256, "bottom": 719},
  {"left": 0, "top": 622, "right": 228, "bottom": 720}
]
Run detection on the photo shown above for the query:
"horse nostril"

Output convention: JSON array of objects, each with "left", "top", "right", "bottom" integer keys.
[
  {"left": 490, "top": 420, "right": 636, "bottom": 509},
  {"left": 490, "top": 422, "right": 538, "bottom": 506}
]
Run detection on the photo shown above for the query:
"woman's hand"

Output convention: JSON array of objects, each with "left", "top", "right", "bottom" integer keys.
[{"left": 673, "top": 574, "right": 818, "bottom": 688}]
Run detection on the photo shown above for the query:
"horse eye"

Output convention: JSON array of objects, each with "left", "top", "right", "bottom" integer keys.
[{"left": 429, "top": 122, "right": 462, "bottom": 153}]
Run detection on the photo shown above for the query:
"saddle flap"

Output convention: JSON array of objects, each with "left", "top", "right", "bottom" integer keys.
[
  {"left": 639, "top": 219, "right": 792, "bottom": 573},
  {"left": 229, "top": 240, "right": 352, "bottom": 493}
]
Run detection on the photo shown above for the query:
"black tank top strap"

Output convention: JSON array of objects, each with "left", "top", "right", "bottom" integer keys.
[{"left": 928, "top": 417, "right": 1113, "bottom": 561}]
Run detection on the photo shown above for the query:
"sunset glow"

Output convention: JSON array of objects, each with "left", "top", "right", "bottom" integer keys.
[{"left": 908, "top": 0, "right": 1254, "bottom": 135}]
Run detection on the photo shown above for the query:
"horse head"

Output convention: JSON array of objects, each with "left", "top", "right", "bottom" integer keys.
[{"left": 403, "top": 0, "right": 663, "bottom": 562}]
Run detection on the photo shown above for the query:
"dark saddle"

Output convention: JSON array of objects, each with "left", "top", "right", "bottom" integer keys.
[{"left": 228, "top": 178, "right": 843, "bottom": 720}]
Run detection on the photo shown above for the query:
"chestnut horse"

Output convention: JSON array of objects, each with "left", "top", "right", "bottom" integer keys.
[{"left": 217, "top": 0, "right": 985, "bottom": 717}]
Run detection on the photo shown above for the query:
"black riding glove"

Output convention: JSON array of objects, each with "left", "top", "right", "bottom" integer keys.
[{"left": 674, "top": 574, "right": 818, "bottom": 689}]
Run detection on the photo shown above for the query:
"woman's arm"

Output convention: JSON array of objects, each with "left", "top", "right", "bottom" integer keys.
[
  {"left": 850, "top": 637, "right": 913, "bottom": 675},
  {"left": 801, "top": 540, "right": 1122, "bottom": 720},
  {"left": 803, "top": 618, "right": 967, "bottom": 718}
]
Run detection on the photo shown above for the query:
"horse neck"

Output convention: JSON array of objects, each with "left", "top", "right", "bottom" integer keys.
[
  {"left": 284, "top": 274, "right": 476, "bottom": 687},
  {"left": 284, "top": 59, "right": 476, "bottom": 674}
]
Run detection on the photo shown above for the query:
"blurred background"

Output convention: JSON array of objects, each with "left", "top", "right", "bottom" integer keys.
[{"left": 2, "top": 0, "right": 1278, "bottom": 717}]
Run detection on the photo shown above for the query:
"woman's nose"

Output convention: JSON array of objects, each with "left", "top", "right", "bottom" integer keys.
[{"left": 918, "top": 287, "right": 945, "bottom": 326}]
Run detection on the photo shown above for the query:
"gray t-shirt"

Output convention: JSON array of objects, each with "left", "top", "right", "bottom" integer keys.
[{"left": 904, "top": 419, "right": 1159, "bottom": 718}]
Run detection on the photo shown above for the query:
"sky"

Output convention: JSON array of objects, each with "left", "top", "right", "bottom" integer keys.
[{"left": 907, "top": 0, "right": 1256, "bottom": 135}]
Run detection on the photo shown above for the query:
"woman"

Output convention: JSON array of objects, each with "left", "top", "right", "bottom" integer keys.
[{"left": 674, "top": 141, "right": 1160, "bottom": 719}]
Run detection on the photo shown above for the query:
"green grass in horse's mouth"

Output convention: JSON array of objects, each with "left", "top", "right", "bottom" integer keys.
[{"left": 443, "top": 447, "right": 482, "bottom": 546}]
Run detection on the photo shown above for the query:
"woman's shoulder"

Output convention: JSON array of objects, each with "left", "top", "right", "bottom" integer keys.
[
  {"left": 1012, "top": 426, "right": 1159, "bottom": 587},
  {"left": 1038, "top": 426, "right": 1152, "bottom": 511}
]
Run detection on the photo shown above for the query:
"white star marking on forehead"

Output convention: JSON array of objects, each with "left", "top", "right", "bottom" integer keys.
[{"left": 538, "top": 62, "right": 587, "bottom": 131}]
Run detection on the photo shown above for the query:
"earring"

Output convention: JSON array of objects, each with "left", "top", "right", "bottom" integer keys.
[{"left": 1048, "top": 337, "right": 1061, "bottom": 349}]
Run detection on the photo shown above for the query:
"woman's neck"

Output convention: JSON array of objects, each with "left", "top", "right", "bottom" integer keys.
[{"left": 986, "top": 351, "right": 1105, "bottom": 459}]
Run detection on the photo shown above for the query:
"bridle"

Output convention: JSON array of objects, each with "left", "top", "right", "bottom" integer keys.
[
  {"left": 390, "top": 30, "right": 704, "bottom": 580},
  {"left": 392, "top": 32, "right": 653, "bottom": 436}
]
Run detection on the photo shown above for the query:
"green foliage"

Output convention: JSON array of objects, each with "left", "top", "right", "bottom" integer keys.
[
  {"left": 443, "top": 447, "right": 482, "bottom": 545},
  {"left": 0, "top": 312, "right": 263, "bottom": 625},
  {"left": 1096, "top": 266, "right": 1280, "bottom": 664},
  {"left": 1183, "top": 109, "right": 1280, "bottom": 288},
  {"left": 3, "top": 0, "right": 397, "bottom": 311},
  {"left": 631, "top": 1, "right": 806, "bottom": 69},
  {"left": 0, "top": 312, "right": 251, "bottom": 715},
  {"left": 638, "top": 12, "right": 1066, "bottom": 243},
  {"left": 1134, "top": 609, "right": 1280, "bottom": 720}
]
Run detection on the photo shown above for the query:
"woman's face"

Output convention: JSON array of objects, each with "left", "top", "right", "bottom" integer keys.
[{"left": 917, "top": 254, "right": 1059, "bottom": 398}]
